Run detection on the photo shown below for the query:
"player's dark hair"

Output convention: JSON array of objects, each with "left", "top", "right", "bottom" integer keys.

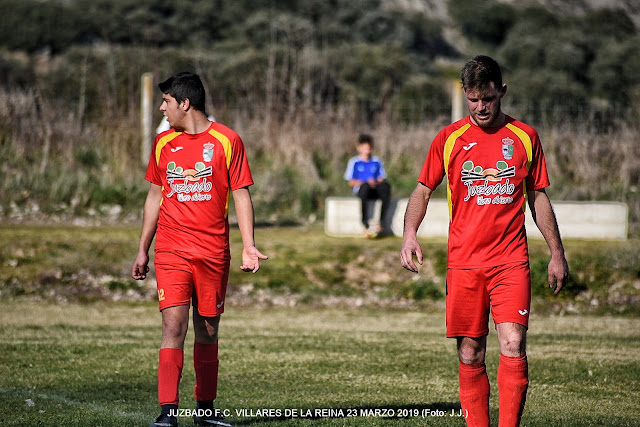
[
  {"left": 158, "top": 72, "right": 206, "bottom": 113},
  {"left": 358, "top": 133, "right": 374, "bottom": 146},
  {"left": 460, "top": 55, "right": 503, "bottom": 92}
]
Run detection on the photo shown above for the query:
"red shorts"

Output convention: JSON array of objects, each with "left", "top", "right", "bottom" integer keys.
[
  {"left": 154, "top": 250, "right": 230, "bottom": 317},
  {"left": 445, "top": 261, "right": 531, "bottom": 338}
]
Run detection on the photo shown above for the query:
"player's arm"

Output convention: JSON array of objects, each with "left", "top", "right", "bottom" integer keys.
[
  {"left": 377, "top": 159, "right": 387, "bottom": 183},
  {"left": 132, "top": 183, "right": 162, "bottom": 280},
  {"left": 345, "top": 158, "right": 361, "bottom": 187},
  {"left": 401, "top": 183, "right": 433, "bottom": 273},
  {"left": 527, "top": 188, "right": 569, "bottom": 294},
  {"left": 232, "top": 186, "right": 268, "bottom": 273}
]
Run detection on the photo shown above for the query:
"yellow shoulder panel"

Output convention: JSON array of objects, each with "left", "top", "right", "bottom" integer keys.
[
  {"left": 505, "top": 123, "right": 532, "bottom": 169},
  {"left": 443, "top": 123, "right": 471, "bottom": 221},
  {"left": 505, "top": 123, "right": 533, "bottom": 212},
  {"left": 208, "top": 128, "right": 232, "bottom": 169},
  {"left": 155, "top": 131, "right": 182, "bottom": 165}
]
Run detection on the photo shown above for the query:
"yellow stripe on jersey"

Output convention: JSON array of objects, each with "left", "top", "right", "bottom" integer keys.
[
  {"left": 155, "top": 131, "right": 182, "bottom": 165},
  {"left": 207, "top": 127, "right": 233, "bottom": 217},
  {"left": 443, "top": 123, "right": 471, "bottom": 222},
  {"left": 154, "top": 132, "right": 181, "bottom": 207},
  {"left": 505, "top": 123, "right": 533, "bottom": 169},
  {"left": 208, "top": 128, "right": 232, "bottom": 169},
  {"left": 505, "top": 123, "right": 533, "bottom": 212}
]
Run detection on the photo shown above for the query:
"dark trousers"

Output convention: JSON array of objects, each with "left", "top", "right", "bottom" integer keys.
[{"left": 357, "top": 181, "right": 391, "bottom": 228}]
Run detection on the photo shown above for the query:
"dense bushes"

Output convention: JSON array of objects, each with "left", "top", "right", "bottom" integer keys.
[
  {"left": 1, "top": 0, "right": 638, "bottom": 122},
  {"left": 0, "top": 0, "right": 638, "bottom": 229}
]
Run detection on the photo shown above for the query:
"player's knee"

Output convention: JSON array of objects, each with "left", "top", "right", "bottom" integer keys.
[
  {"left": 195, "top": 333, "right": 218, "bottom": 345},
  {"left": 500, "top": 335, "right": 526, "bottom": 357},
  {"left": 458, "top": 340, "right": 486, "bottom": 365},
  {"left": 497, "top": 323, "right": 527, "bottom": 357},
  {"left": 459, "top": 350, "right": 485, "bottom": 365},
  {"left": 193, "top": 317, "right": 219, "bottom": 344},
  {"left": 162, "top": 319, "right": 188, "bottom": 342},
  {"left": 195, "top": 325, "right": 218, "bottom": 344}
]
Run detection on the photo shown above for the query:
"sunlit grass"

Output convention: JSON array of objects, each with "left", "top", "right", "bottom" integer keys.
[
  {"left": 0, "top": 303, "right": 639, "bottom": 426},
  {"left": 0, "top": 224, "right": 639, "bottom": 315}
]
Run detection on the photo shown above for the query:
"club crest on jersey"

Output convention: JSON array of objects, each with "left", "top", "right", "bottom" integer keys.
[
  {"left": 203, "top": 143, "right": 214, "bottom": 162},
  {"left": 502, "top": 137, "right": 514, "bottom": 160}
]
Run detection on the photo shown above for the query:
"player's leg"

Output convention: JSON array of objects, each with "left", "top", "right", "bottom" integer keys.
[
  {"left": 447, "top": 268, "right": 491, "bottom": 427},
  {"left": 496, "top": 321, "right": 527, "bottom": 357},
  {"left": 357, "top": 183, "right": 373, "bottom": 228},
  {"left": 495, "top": 323, "right": 528, "bottom": 427},
  {"left": 161, "top": 304, "right": 191, "bottom": 349},
  {"left": 191, "top": 256, "right": 232, "bottom": 427},
  {"left": 192, "top": 309, "right": 220, "bottom": 407},
  {"left": 152, "top": 251, "right": 194, "bottom": 427},
  {"left": 375, "top": 181, "right": 391, "bottom": 225},
  {"left": 158, "top": 305, "right": 190, "bottom": 405},
  {"left": 149, "top": 305, "right": 190, "bottom": 427},
  {"left": 490, "top": 262, "right": 531, "bottom": 427},
  {"left": 457, "top": 336, "right": 490, "bottom": 427}
]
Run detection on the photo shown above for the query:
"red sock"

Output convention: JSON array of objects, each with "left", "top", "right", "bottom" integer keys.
[
  {"left": 498, "top": 354, "right": 529, "bottom": 427},
  {"left": 194, "top": 341, "right": 219, "bottom": 402},
  {"left": 158, "top": 348, "right": 184, "bottom": 406},
  {"left": 459, "top": 361, "right": 490, "bottom": 427}
]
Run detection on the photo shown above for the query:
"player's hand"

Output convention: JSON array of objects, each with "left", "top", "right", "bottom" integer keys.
[
  {"left": 132, "top": 252, "right": 150, "bottom": 280},
  {"left": 548, "top": 254, "right": 569, "bottom": 295},
  {"left": 241, "top": 246, "right": 268, "bottom": 273},
  {"left": 400, "top": 237, "right": 423, "bottom": 273}
]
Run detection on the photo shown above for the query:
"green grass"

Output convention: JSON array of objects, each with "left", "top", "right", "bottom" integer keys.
[
  {"left": 0, "top": 224, "right": 638, "bottom": 425},
  {"left": 1, "top": 224, "right": 638, "bottom": 315},
  {"left": 0, "top": 303, "right": 639, "bottom": 426}
]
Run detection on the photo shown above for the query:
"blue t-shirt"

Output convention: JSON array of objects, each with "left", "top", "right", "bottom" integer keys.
[{"left": 344, "top": 156, "right": 387, "bottom": 194}]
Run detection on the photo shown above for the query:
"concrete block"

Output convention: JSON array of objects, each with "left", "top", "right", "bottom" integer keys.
[
  {"left": 390, "top": 199, "right": 449, "bottom": 238},
  {"left": 325, "top": 197, "right": 628, "bottom": 240},
  {"left": 324, "top": 197, "right": 397, "bottom": 237},
  {"left": 525, "top": 201, "right": 628, "bottom": 240}
]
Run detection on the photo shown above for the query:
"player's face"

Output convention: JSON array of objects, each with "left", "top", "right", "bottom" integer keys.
[
  {"left": 159, "top": 94, "right": 186, "bottom": 130},
  {"left": 465, "top": 82, "right": 507, "bottom": 128},
  {"left": 357, "top": 142, "right": 372, "bottom": 159}
]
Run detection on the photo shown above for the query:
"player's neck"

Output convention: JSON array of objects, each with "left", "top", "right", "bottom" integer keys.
[
  {"left": 470, "top": 111, "right": 506, "bottom": 129},
  {"left": 179, "top": 113, "right": 211, "bottom": 135}
]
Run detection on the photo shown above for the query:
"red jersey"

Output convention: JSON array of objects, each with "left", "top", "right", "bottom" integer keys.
[
  {"left": 145, "top": 121, "right": 254, "bottom": 259},
  {"left": 418, "top": 115, "right": 549, "bottom": 269}
]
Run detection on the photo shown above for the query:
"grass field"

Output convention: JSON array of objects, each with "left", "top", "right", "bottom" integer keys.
[
  {"left": 0, "top": 303, "right": 639, "bottom": 426},
  {"left": 0, "top": 224, "right": 639, "bottom": 426},
  {"left": 1, "top": 224, "right": 639, "bottom": 314}
]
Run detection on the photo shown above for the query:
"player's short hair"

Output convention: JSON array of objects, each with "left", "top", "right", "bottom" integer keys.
[
  {"left": 460, "top": 55, "right": 503, "bottom": 93},
  {"left": 158, "top": 72, "right": 206, "bottom": 113},
  {"left": 358, "top": 133, "right": 374, "bottom": 146}
]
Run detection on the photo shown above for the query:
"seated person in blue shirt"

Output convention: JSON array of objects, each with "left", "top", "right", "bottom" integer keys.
[{"left": 344, "top": 134, "right": 392, "bottom": 237}]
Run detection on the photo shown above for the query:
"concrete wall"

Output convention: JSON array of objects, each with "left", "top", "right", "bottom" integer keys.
[{"left": 324, "top": 197, "right": 628, "bottom": 240}]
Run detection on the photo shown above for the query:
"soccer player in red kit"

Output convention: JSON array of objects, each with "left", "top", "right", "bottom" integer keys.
[
  {"left": 400, "top": 56, "right": 568, "bottom": 427},
  {"left": 132, "top": 72, "right": 267, "bottom": 427}
]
